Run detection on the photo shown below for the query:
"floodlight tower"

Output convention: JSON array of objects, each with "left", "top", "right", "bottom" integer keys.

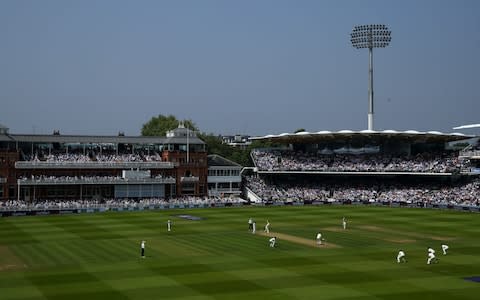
[{"left": 350, "top": 24, "right": 391, "bottom": 131}]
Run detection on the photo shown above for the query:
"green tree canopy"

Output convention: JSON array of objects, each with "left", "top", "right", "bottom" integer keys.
[
  {"left": 142, "top": 114, "right": 276, "bottom": 166},
  {"left": 141, "top": 114, "right": 198, "bottom": 136},
  {"left": 198, "top": 132, "right": 276, "bottom": 166}
]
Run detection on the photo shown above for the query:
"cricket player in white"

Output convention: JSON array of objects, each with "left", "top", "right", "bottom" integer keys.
[
  {"left": 264, "top": 220, "right": 270, "bottom": 233},
  {"left": 441, "top": 244, "right": 449, "bottom": 255},
  {"left": 427, "top": 247, "right": 436, "bottom": 264},
  {"left": 252, "top": 221, "right": 256, "bottom": 234},
  {"left": 167, "top": 219, "right": 172, "bottom": 232},
  {"left": 248, "top": 218, "right": 253, "bottom": 231},
  {"left": 397, "top": 250, "right": 406, "bottom": 263},
  {"left": 269, "top": 236, "right": 276, "bottom": 248},
  {"left": 316, "top": 232, "right": 322, "bottom": 245},
  {"left": 342, "top": 217, "right": 347, "bottom": 230},
  {"left": 141, "top": 241, "right": 146, "bottom": 258}
]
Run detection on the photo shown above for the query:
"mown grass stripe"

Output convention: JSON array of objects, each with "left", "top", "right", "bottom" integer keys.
[
  {"left": 13, "top": 243, "right": 53, "bottom": 267},
  {"left": 1, "top": 206, "right": 480, "bottom": 300},
  {"left": 49, "top": 242, "right": 84, "bottom": 265}
]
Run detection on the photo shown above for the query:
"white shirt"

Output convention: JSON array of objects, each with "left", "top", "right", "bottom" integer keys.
[
  {"left": 428, "top": 248, "right": 435, "bottom": 254},
  {"left": 398, "top": 251, "right": 405, "bottom": 257},
  {"left": 269, "top": 237, "right": 276, "bottom": 243},
  {"left": 141, "top": 241, "right": 145, "bottom": 249},
  {"left": 316, "top": 233, "right": 322, "bottom": 240}
]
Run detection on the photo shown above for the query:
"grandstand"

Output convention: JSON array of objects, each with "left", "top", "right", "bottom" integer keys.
[
  {"left": 0, "top": 124, "right": 209, "bottom": 201},
  {"left": 246, "top": 129, "right": 479, "bottom": 209},
  {"left": 2, "top": 123, "right": 479, "bottom": 213}
]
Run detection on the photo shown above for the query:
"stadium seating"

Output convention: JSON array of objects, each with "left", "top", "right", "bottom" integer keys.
[
  {"left": 252, "top": 149, "right": 469, "bottom": 173},
  {"left": 245, "top": 176, "right": 479, "bottom": 206}
]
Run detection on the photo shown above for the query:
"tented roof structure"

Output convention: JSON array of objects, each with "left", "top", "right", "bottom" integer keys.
[{"left": 250, "top": 130, "right": 472, "bottom": 144}]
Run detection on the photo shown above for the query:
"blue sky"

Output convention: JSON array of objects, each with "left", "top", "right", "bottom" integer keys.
[{"left": 1, "top": 0, "right": 479, "bottom": 136}]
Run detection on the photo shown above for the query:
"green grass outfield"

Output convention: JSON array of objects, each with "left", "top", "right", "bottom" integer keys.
[{"left": 1, "top": 205, "right": 480, "bottom": 300}]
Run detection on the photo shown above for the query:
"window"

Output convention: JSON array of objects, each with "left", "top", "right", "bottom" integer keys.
[
  {"left": 8, "top": 186, "right": 15, "bottom": 199},
  {"left": 218, "top": 182, "right": 230, "bottom": 189}
]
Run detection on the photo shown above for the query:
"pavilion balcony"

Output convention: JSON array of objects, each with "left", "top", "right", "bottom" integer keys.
[{"left": 15, "top": 161, "right": 175, "bottom": 170}]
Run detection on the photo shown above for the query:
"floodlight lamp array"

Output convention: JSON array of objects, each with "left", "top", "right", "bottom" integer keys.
[{"left": 350, "top": 24, "right": 391, "bottom": 49}]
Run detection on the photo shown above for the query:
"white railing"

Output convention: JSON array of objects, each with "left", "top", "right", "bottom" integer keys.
[
  {"left": 15, "top": 161, "right": 174, "bottom": 169},
  {"left": 18, "top": 177, "right": 176, "bottom": 186}
]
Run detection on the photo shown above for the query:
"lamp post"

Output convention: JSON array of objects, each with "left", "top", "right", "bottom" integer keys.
[{"left": 350, "top": 24, "right": 391, "bottom": 130}]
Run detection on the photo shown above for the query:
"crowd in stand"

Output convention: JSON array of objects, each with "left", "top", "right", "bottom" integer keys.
[
  {"left": 0, "top": 196, "right": 245, "bottom": 211},
  {"left": 95, "top": 154, "right": 143, "bottom": 162},
  {"left": 252, "top": 150, "right": 469, "bottom": 173},
  {"left": 26, "top": 152, "right": 166, "bottom": 163},
  {"left": 17, "top": 175, "right": 176, "bottom": 183},
  {"left": 245, "top": 176, "right": 330, "bottom": 202},
  {"left": 20, "top": 175, "right": 120, "bottom": 183},
  {"left": 44, "top": 153, "right": 91, "bottom": 163},
  {"left": 245, "top": 176, "right": 479, "bottom": 206},
  {"left": 2, "top": 177, "right": 478, "bottom": 210}
]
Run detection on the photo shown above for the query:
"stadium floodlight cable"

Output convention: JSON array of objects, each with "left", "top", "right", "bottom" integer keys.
[{"left": 350, "top": 24, "right": 392, "bottom": 131}]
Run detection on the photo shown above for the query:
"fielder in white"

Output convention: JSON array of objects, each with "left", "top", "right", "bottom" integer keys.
[
  {"left": 342, "top": 217, "right": 347, "bottom": 230},
  {"left": 252, "top": 221, "right": 256, "bottom": 234},
  {"left": 264, "top": 220, "right": 270, "bottom": 233},
  {"left": 427, "top": 247, "right": 437, "bottom": 264},
  {"left": 441, "top": 244, "right": 449, "bottom": 255},
  {"left": 397, "top": 250, "right": 406, "bottom": 263},
  {"left": 316, "top": 232, "right": 322, "bottom": 245},
  {"left": 269, "top": 236, "right": 277, "bottom": 248},
  {"left": 167, "top": 219, "right": 172, "bottom": 232},
  {"left": 140, "top": 240, "right": 146, "bottom": 258}
]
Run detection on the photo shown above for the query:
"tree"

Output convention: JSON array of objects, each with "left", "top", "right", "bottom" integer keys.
[
  {"left": 141, "top": 114, "right": 198, "bottom": 136},
  {"left": 198, "top": 133, "right": 252, "bottom": 166},
  {"left": 197, "top": 133, "right": 235, "bottom": 157},
  {"left": 294, "top": 128, "right": 306, "bottom": 133},
  {"left": 141, "top": 114, "right": 276, "bottom": 166}
]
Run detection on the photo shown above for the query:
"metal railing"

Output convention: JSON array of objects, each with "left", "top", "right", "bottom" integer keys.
[
  {"left": 17, "top": 177, "right": 176, "bottom": 186},
  {"left": 15, "top": 161, "right": 175, "bottom": 169}
]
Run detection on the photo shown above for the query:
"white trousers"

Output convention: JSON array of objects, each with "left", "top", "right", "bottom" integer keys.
[{"left": 442, "top": 246, "right": 448, "bottom": 255}]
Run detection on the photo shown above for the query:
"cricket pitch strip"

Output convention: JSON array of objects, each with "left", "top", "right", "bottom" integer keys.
[{"left": 257, "top": 231, "right": 341, "bottom": 248}]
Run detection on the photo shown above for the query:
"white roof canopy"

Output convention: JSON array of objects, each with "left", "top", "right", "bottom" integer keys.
[{"left": 250, "top": 129, "right": 472, "bottom": 143}]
